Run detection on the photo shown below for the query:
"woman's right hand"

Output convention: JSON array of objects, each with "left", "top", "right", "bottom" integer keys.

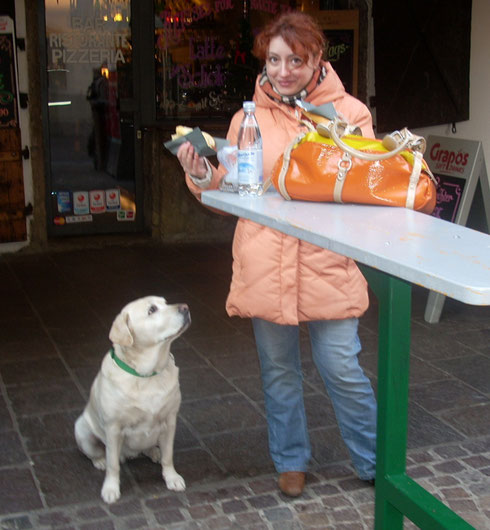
[{"left": 177, "top": 141, "right": 207, "bottom": 179}]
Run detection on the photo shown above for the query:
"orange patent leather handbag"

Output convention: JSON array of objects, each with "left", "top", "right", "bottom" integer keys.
[{"left": 269, "top": 119, "right": 437, "bottom": 214}]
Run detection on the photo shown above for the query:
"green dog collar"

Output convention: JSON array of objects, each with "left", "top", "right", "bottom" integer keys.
[{"left": 110, "top": 347, "right": 158, "bottom": 377}]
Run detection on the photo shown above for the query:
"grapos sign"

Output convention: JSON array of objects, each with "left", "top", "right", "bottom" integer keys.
[{"left": 426, "top": 136, "right": 480, "bottom": 223}]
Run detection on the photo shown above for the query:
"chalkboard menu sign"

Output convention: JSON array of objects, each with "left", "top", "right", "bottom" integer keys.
[
  {"left": 0, "top": 32, "right": 18, "bottom": 128},
  {"left": 432, "top": 174, "right": 465, "bottom": 223}
]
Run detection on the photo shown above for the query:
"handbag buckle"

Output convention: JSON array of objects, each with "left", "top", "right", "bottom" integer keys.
[
  {"left": 409, "top": 136, "right": 427, "bottom": 154},
  {"left": 334, "top": 152, "right": 352, "bottom": 203},
  {"left": 337, "top": 151, "right": 353, "bottom": 179}
]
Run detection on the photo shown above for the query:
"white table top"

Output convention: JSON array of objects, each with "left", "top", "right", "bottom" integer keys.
[{"left": 202, "top": 190, "right": 490, "bottom": 306}]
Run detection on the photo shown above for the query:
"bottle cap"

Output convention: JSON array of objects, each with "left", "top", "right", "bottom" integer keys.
[{"left": 243, "top": 101, "right": 255, "bottom": 112}]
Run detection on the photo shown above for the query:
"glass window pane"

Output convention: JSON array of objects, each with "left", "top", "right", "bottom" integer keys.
[{"left": 154, "top": 0, "right": 293, "bottom": 120}]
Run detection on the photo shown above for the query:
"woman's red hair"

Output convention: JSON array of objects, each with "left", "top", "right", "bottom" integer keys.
[{"left": 252, "top": 11, "right": 326, "bottom": 63}]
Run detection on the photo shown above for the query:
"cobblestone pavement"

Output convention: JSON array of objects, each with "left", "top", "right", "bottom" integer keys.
[{"left": 1, "top": 239, "right": 489, "bottom": 529}]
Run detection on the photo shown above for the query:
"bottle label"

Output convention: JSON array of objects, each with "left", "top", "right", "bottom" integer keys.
[{"left": 237, "top": 149, "right": 263, "bottom": 185}]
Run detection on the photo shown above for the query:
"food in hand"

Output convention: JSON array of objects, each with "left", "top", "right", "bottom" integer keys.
[
  {"left": 171, "top": 126, "right": 215, "bottom": 149},
  {"left": 171, "top": 125, "right": 193, "bottom": 140}
]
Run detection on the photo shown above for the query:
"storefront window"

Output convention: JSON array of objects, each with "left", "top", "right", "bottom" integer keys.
[
  {"left": 154, "top": 0, "right": 295, "bottom": 120},
  {"left": 44, "top": 0, "right": 140, "bottom": 235}
]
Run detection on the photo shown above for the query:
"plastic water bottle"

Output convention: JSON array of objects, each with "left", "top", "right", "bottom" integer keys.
[{"left": 237, "top": 101, "right": 263, "bottom": 196}]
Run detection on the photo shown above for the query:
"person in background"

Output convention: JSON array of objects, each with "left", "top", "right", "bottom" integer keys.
[
  {"left": 87, "top": 67, "right": 108, "bottom": 171},
  {"left": 176, "top": 11, "right": 377, "bottom": 497}
]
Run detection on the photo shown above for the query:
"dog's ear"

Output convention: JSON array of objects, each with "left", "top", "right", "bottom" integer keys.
[{"left": 109, "top": 311, "right": 134, "bottom": 346}]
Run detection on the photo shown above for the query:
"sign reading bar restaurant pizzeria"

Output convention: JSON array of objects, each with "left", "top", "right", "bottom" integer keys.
[{"left": 424, "top": 135, "right": 490, "bottom": 323}]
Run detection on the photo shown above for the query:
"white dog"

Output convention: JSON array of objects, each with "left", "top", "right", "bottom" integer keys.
[{"left": 74, "top": 296, "right": 190, "bottom": 504}]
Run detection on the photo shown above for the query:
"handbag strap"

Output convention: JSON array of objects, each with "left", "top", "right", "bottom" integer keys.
[
  {"left": 406, "top": 151, "right": 423, "bottom": 209},
  {"left": 318, "top": 118, "right": 424, "bottom": 161},
  {"left": 272, "top": 131, "right": 308, "bottom": 200}
]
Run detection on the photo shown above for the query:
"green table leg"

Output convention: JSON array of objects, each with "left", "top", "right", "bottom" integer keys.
[{"left": 359, "top": 265, "right": 475, "bottom": 530}]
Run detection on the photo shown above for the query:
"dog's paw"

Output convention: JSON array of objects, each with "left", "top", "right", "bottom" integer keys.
[
  {"left": 163, "top": 468, "right": 186, "bottom": 492},
  {"left": 93, "top": 458, "right": 106, "bottom": 470},
  {"left": 101, "top": 478, "right": 120, "bottom": 504}
]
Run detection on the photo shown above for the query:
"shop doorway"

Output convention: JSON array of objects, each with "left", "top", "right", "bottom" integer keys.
[{"left": 43, "top": 0, "right": 142, "bottom": 236}]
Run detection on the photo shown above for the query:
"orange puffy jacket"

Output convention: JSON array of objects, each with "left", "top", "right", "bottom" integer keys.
[{"left": 186, "top": 62, "right": 374, "bottom": 325}]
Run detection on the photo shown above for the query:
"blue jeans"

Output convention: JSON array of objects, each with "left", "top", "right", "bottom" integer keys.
[{"left": 252, "top": 317, "right": 377, "bottom": 480}]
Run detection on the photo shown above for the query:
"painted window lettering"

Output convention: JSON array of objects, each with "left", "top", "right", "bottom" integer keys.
[
  {"left": 170, "top": 64, "right": 226, "bottom": 89},
  {"left": 189, "top": 37, "right": 226, "bottom": 61},
  {"left": 51, "top": 48, "right": 126, "bottom": 64},
  {"left": 327, "top": 43, "right": 348, "bottom": 62}
]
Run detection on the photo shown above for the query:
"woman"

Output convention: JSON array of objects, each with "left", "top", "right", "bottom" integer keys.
[{"left": 177, "top": 11, "right": 377, "bottom": 497}]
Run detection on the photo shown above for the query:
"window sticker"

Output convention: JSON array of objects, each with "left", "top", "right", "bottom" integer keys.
[
  {"left": 66, "top": 215, "right": 93, "bottom": 223},
  {"left": 73, "top": 191, "right": 90, "bottom": 215},
  {"left": 105, "top": 189, "right": 120, "bottom": 210},
  {"left": 89, "top": 190, "right": 106, "bottom": 213},
  {"left": 117, "top": 210, "right": 135, "bottom": 221},
  {"left": 57, "top": 191, "right": 72, "bottom": 213}
]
